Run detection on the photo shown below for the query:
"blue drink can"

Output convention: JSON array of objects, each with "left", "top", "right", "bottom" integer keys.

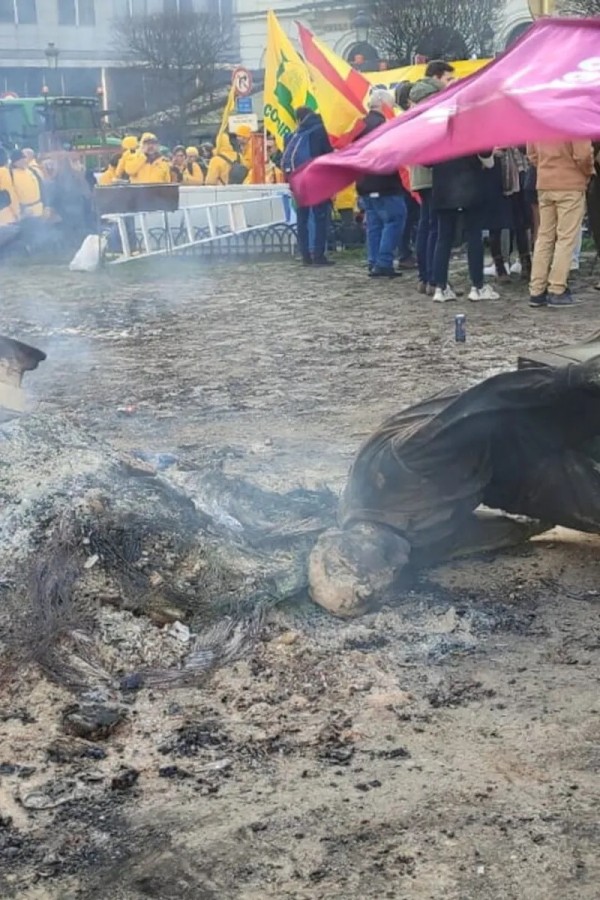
[{"left": 455, "top": 314, "right": 466, "bottom": 343}]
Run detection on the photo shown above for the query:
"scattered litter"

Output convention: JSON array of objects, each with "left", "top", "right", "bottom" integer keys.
[
  {"left": 19, "top": 780, "right": 87, "bottom": 811},
  {"left": 110, "top": 768, "right": 140, "bottom": 791},
  {"left": 84, "top": 554, "right": 99, "bottom": 570},
  {"left": 167, "top": 621, "right": 192, "bottom": 644}
]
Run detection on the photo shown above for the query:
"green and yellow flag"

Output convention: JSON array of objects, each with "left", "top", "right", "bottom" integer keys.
[
  {"left": 217, "top": 82, "right": 237, "bottom": 143},
  {"left": 264, "top": 10, "right": 317, "bottom": 150}
]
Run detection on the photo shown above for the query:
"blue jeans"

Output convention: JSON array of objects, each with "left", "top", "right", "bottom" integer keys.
[
  {"left": 362, "top": 194, "right": 407, "bottom": 270},
  {"left": 297, "top": 201, "right": 330, "bottom": 261},
  {"left": 416, "top": 189, "right": 438, "bottom": 285},
  {"left": 433, "top": 206, "right": 484, "bottom": 289}
]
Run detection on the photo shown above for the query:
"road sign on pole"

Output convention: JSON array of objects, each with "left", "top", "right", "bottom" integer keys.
[{"left": 232, "top": 67, "right": 253, "bottom": 97}]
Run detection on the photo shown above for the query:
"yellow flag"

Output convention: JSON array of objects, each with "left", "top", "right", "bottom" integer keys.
[
  {"left": 264, "top": 10, "right": 317, "bottom": 150},
  {"left": 365, "top": 59, "right": 490, "bottom": 87},
  {"left": 217, "top": 82, "right": 236, "bottom": 143}
]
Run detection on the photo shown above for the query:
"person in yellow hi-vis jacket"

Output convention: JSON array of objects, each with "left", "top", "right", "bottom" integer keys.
[
  {"left": 10, "top": 149, "right": 44, "bottom": 217},
  {"left": 170, "top": 146, "right": 204, "bottom": 185},
  {"left": 98, "top": 153, "right": 123, "bottom": 186},
  {"left": 114, "top": 136, "right": 138, "bottom": 181},
  {"left": 334, "top": 183, "right": 357, "bottom": 223},
  {"left": 205, "top": 131, "right": 249, "bottom": 186},
  {"left": 0, "top": 147, "right": 20, "bottom": 229},
  {"left": 122, "top": 133, "right": 170, "bottom": 184}
]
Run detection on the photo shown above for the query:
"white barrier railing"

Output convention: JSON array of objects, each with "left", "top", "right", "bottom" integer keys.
[{"left": 101, "top": 185, "right": 296, "bottom": 264}]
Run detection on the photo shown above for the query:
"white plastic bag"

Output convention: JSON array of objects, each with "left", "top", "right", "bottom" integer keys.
[{"left": 69, "top": 234, "right": 105, "bottom": 272}]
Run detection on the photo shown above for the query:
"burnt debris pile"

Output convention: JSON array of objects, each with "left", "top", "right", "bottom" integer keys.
[{"left": 0, "top": 411, "right": 336, "bottom": 691}]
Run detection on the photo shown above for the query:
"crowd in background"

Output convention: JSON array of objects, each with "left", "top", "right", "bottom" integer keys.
[
  {"left": 0, "top": 145, "right": 96, "bottom": 254},
  {"left": 98, "top": 127, "right": 285, "bottom": 189},
  {"left": 285, "top": 60, "right": 600, "bottom": 308},
  {"left": 2, "top": 66, "right": 599, "bottom": 288},
  {"left": 0, "top": 124, "right": 288, "bottom": 258}
]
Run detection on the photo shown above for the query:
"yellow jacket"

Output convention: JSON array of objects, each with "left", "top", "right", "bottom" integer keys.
[
  {"left": 11, "top": 167, "right": 44, "bottom": 217},
  {"left": 98, "top": 164, "right": 118, "bottom": 186},
  {"left": 172, "top": 161, "right": 205, "bottom": 186},
  {"left": 114, "top": 152, "right": 131, "bottom": 181},
  {"left": 123, "top": 151, "right": 171, "bottom": 184},
  {"left": 334, "top": 183, "right": 357, "bottom": 212},
  {"left": 0, "top": 166, "right": 19, "bottom": 225},
  {"left": 205, "top": 134, "right": 246, "bottom": 186},
  {"left": 266, "top": 162, "right": 285, "bottom": 184}
]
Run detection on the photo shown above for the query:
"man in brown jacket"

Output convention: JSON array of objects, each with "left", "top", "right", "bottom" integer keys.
[{"left": 528, "top": 140, "right": 594, "bottom": 308}]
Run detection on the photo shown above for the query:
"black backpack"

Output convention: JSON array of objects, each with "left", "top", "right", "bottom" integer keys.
[{"left": 219, "top": 153, "right": 248, "bottom": 185}]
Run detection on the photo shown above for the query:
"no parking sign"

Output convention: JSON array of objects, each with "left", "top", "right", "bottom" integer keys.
[{"left": 232, "top": 67, "right": 253, "bottom": 97}]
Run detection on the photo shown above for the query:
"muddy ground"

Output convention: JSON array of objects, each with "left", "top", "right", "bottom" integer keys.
[{"left": 1, "top": 253, "right": 600, "bottom": 899}]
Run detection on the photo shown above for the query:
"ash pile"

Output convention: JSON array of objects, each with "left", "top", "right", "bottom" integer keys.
[{"left": 0, "top": 338, "right": 336, "bottom": 692}]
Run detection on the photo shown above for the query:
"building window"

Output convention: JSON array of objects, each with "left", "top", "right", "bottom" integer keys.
[
  {"left": 163, "top": 0, "right": 194, "bottom": 13},
  {"left": 58, "top": 0, "right": 94, "bottom": 25},
  {"left": 17, "top": 0, "right": 36, "bottom": 22},
  {"left": 58, "top": 0, "right": 75, "bottom": 23},
  {"left": 0, "top": 0, "right": 36, "bottom": 23},
  {"left": 0, "top": 0, "right": 13, "bottom": 23},
  {"left": 79, "top": 0, "right": 94, "bottom": 25}
]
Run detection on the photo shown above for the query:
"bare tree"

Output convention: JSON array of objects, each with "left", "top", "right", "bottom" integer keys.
[
  {"left": 557, "top": 0, "right": 600, "bottom": 12},
  {"left": 367, "top": 0, "right": 501, "bottom": 64},
  {"left": 113, "top": 11, "right": 229, "bottom": 138}
]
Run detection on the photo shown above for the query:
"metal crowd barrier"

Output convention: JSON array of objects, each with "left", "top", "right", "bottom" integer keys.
[{"left": 95, "top": 184, "right": 296, "bottom": 264}]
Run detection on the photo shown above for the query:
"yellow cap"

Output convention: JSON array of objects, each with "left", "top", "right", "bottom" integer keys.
[
  {"left": 122, "top": 135, "right": 138, "bottom": 150},
  {"left": 235, "top": 124, "right": 252, "bottom": 138},
  {"left": 186, "top": 146, "right": 199, "bottom": 157},
  {"left": 141, "top": 132, "right": 158, "bottom": 142}
]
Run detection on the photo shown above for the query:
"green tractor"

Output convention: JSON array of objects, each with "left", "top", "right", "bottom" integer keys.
[{"left": 0, "top": 94, "right": 121, "bottom": 170}]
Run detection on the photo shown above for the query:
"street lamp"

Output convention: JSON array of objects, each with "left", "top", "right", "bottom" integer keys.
[
  {"left": 351, "top": 10, "right": 371, "bottom": 43},
  {"left": 528, "top": 0, "right": 556, "bottom": 15},
  {"left": 44, "top": 42, "right": 60, "bottom": 70},
  {"left": 44, "top": 42, "right": 60, "bottom": 96}
]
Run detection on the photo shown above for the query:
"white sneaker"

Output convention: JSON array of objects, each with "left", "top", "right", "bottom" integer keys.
[
  {"left": 433, "top": 286, "right": 457, "bottom": 303},
  {"left": 509, "top": 260, "right": 522, "bottom": 275},
  {"left": 570, "top": 261, "right": 580, "bottom": 272},
  {"left": 469, "top": 284, "right": 500, "bottom": 301},
  {"left": 484, "top": 263, "right": 496, "bottom": 276}
]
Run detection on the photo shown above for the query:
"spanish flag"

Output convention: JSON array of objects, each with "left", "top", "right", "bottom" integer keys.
[
  {"left": 264, "top": 11, "right": 317, "bottom": 150},
  {"left": 296, "top": 22, "right": 371, "bottom": 147}
]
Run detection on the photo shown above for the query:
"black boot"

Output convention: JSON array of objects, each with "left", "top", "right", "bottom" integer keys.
[
  {"left": 494, "top": 256, "right": 510, "bottom": 283},
  {"left": 520, "top": 254, "right": 532, "bottom": 282}
]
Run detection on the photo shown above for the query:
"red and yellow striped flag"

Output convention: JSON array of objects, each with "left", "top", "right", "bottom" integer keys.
[{"left": 296, "top": 22, "right": 372, "bottom": 147}]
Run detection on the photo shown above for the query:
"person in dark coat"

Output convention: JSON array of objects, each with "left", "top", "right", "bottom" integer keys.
[
  {"left": 355, "top": 90, "right": 406, "bottom": 278},
  {"left": 431, "top": 152, "right": 500, "bottom": 303},
  {"left": 286, "top": 107, "right": 333, "bottom": 266},
  {"left": 309, "top": 354, "right": 600, "bottom": 617},
  {"left": 483, "top": 149, "right": 532, "bottom": 283}
]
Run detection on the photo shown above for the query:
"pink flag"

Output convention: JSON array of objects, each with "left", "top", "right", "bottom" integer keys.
[{"left": 291, "top": 18, "right": 600, "bottom": 207}]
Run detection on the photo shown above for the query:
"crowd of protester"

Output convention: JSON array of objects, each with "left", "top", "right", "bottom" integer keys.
[
  {"left": 0, "top": 144, "right": 97, "bottom": 254},
  {"left": 285, "top": 60, "right": 600, "bottom": 308},
  {"left": 98, "top": 127, "right": 285, "bottom": 189},
  {"left": 2, "top": 67, "right": 598, "bottom": 292}
]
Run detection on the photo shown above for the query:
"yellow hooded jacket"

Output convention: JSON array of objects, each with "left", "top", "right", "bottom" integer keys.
[
  {"left": 0, "top": 165, "right": 19, "bottom": 226},
  {"left": 205, "top": 134, "right": 245, "bottom": 186},
  {"left": 123, "top": 151, "right": 171, "bottom": 184},
  {"left": 11, "top": 167, "right": 44, "bottom": 217}
]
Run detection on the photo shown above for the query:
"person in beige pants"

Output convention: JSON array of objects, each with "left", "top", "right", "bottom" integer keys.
[{"left": 527, "top": 140, "right": 594, "bottom": 309}]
